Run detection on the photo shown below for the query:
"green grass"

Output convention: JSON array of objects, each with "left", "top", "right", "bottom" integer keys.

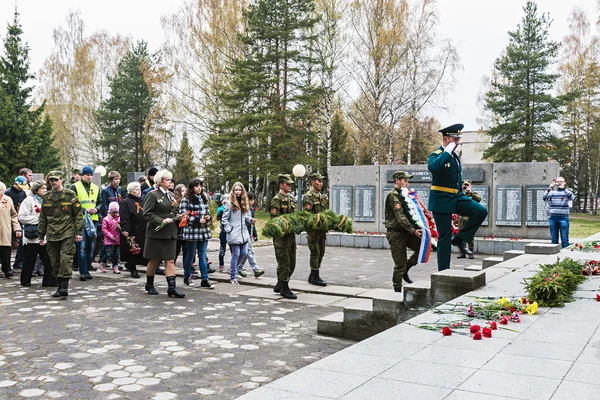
[{"left": 570, "top": 214, "right": 600, "bottom": 238}]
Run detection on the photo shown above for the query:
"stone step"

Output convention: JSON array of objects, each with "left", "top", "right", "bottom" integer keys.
[
  {"left": 403, "top": 281, "right": 431, "bottom": 308},
  {"left": 482, "top": 257, "right": 504, "bottom": 269},
  {"left": 343, "top": 301, "right": 374, "bottom": 341},
  {"left": 371, "top": 291, "right": 404, "bottom": 323},
  {"left": 503, "top": 250, "right": 525, "bottom": 261},
  {"left": 317, "top": 312, "right": 344, "bottom": 338},
  {"left": 524, "top": 243, "right": 561, "bottom": 255},
  {"left": 465, "top": 265, "right": 483, "bottom": 271},
  {"left": 430, "top": 269, "right": 486, "bottom": 303}
]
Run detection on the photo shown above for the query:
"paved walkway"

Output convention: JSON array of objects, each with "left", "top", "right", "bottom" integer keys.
[{"left": 238, "top": 239, "right": 600, "bottom": 400}]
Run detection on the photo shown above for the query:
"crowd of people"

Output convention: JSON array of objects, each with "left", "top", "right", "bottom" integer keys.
[{"left": 0, "top": 166, "right": 273, "bottom": 299}]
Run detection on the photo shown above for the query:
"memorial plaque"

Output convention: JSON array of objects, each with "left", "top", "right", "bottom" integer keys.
[
  {"left": 495, "top": 186, "right": 522, "bottom": 226},
  {"left": 526, "top": 185, "right": 550, "bottom": 226},
  {"left": 386, "top": 170, "right": 432, "bottom": 183},
  {"left": 381, "top": 185, "right": 395, "bottom": 221},
  {"left": 331, "top": 185, "right": 353, "bottom": 217},
  {"left": 463, "top": 169, "right": 485, "bottom": 183},
  {"left": 471, "top": 185, "right": 489, "bottom": 226},
  {"left": 354, "top": 185, "right": 376, "bottom": 222},
  {"left": 128, "top": 171, "right": 145, "bottom": 184}
]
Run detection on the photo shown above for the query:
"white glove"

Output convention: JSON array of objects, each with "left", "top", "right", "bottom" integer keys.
[{"left": 444, "top": 142, "right": 456, "bottom": 154}]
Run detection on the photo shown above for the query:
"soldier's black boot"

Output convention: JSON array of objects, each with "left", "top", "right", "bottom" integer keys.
[
  {"left": 59, "top": 279, "right": 69, "bottom": 297},
  {"left": 52, "top": 278, "right": 62, "bottom": 298},
  {"left": 145, "top": 275, "right": 159, "bottom": 295},
  {"left": 403, "top": 264, "right": 414, "bottom": 284},
  {"left": 308, "top": 270, "right": 327, "bottom": 286},
  {"left": 452, "top": 236, "right": 469, "bottom": 258},
  {"left": 166, "top": 276, "right": 185, "bottom": 298},
  {"left": 280, "top": 281, "right": 297, "bottom": 300},
  {"left": 273, "top": 280, "right": 281, "bottom": 293}
]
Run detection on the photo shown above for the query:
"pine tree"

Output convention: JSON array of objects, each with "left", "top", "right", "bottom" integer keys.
[
  {"left": 204, "top": 0, "right": 322, "bottom": 197},
  {"left": 173, "top": 132, "right": 198, "bottom": 185},
  {"left": 483, "top": 1, "right": 564, "bottom": 162},
  {"left": 0, "top": 10, "right": 59, "bottom": 179},
  {"left": 330, "top": 110, "right": 353, "bottom": 166},
  {"left": 96, "top": 41, "right": 159, "bottom": 173}
]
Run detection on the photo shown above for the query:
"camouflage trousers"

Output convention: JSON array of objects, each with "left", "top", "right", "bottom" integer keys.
[
  {"left": 307, "top": 231, "right": 326, "bottom": 270},
  {"left": 273, "top": 233, "right": 296, "bottom": 282},
  {"left": 46, "top": 238, "right": 75, "bottom": 280},
  {"left": 386, "top": 231, "right": 420, "bottom": 290}
]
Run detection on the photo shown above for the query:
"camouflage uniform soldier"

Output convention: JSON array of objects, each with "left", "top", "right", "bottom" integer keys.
[
  {"left": 384, "top": 171, "right": 423, "bottom": 292},
  {"left": 38, "top": 171, "right": 84, "bottom": 298},
  {"left": 457, "top": 180, "right": 481, "bottom": 259},
  {"left": 271, "top": 174, "right": 297, "bottom": 299},
  {"left": 301, "top": 172, "right": 328, "bottom": 286}
]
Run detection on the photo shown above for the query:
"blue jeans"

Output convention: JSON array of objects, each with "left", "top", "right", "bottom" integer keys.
[
  {"left": 238, "top": 239, "right": 258, "bottom": 271},
  {"left": 78, "top": 225, "right": 96, "bottom": 275},
  {"left": 100, "top": 245, "right": 120, "bottom": 266},
  {"left": 185, "top": 240, "right": 208, "bottom": 280},
  {"left": 549, "top": 215, "right": 570, "bottom": 248},
  {"left": 229, "top": 243, "right": 248, "bottom": 280},
  {"left": 219, "top": 230, "right": 228, "bottom": 266}
]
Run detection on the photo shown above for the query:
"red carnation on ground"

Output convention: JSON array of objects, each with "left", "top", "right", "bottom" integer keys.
[
  {"left": 482, "top": 327, "right": 492, "bottom": 338},
  {"left": 442, "top": 327, "right": 452, "bottom": 336},
  {"left": 499, "top": 317, "right": 508, "bottom": 325},
  {"left": 596, "top": 294, "right": 600, "bottom": 302},
  {"left": 473, "top": 331, "right": 482, "bottom": 340},
  {"left": 488, "top": 321, "right": 497, "bottom": 330},
  {"left": 469, "top": 324, "right": 480, "bottom": 333}
]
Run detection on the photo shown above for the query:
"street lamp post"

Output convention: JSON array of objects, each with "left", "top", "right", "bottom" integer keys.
[{"left": 292, "top": 164, "right": 306, "bottom": 207}]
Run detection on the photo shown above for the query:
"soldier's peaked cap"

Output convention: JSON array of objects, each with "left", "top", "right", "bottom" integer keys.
[
  {"left": 438, "top": 123, "right": 464, "bottom": 138},
  {"left": 278, "top": 174, "right": 294, "bottom": 184}
]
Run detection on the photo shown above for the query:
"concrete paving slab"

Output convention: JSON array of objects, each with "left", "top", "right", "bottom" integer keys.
[
  {"left": 433, "top": 334, "right": 512, "bottom": 354},
  {"left": 482, "top": 353, "right": 572, "bottom": 380},
  {"left": 280, "top": 293, "right": 347, "bottom": 306},
  {"left": 551, "top": 380, "right": 600, "bottom": 400},
  {"left": 238, "top": 387, "right": 331, "bottom": 400},
  {"left": 379, "top": 359, "right": 477, "bottom": 388},
  {"left": 307, "top": 352, "right": 399, "bottom": 378},
  {"left": 373, "top": 323, "right": 442, "bottom": 345},
  {"left": 236, "top": 287, "right": 283, "bottom": 299},
  {"left": 458, "top": 370, "right": 560, "bottom": 400},
  {"left": 327, "top": 297, "right": 372, "bottom": 309},
  {"left": 560, "top": 360, "right": 598, "bottom": 383},
  {"left": 343, "top": 337, "right": 426, "bottom": 359},
  {"left": 339, "top": 378, "right": 452, "bottom": 400},
  {"left": 267, "top": 368, "right": 371, "bottom": 399},
  {"left": 499, "top": 340, "right": 584, "bottom": 362},
  {"left": 515, "top": 326, "right": 595, "bottom": 345},
  {"left": 443, "top": 391, "right": 519, "bottom": 400},
  {"left": 408, "top": 345, "right": 496, "bottom": 369},
  {"left": 311, "top": 285, "right": 371, "bottom": 297}
]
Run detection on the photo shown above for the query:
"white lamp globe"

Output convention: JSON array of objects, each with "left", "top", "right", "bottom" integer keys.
[
  {"left": 95, "top": 166, "right": 107, "bottom": 177},
  {"left": 292, "top": 164, "right": 306, "bottom": 178}
]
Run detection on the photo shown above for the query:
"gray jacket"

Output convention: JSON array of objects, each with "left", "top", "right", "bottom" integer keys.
[{"left": 221, "top": 203, "right": 252, "bottom": 245}]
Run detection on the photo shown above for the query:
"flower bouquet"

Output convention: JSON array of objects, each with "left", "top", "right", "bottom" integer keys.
[
  {"left": 569, "top": 241, "right": 600, "bottom": 252},
  {"left": 127, "top": 235, "right": 141, "bottom": 255}
]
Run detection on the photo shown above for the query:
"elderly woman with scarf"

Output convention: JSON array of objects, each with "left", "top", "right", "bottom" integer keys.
[{"left": 18, "top": 180, "right": 56, "bottom": 287}]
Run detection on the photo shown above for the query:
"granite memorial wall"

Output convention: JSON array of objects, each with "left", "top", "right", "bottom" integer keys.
[{"left": 329, "top": 162, "right": 560, "bottom": 239}]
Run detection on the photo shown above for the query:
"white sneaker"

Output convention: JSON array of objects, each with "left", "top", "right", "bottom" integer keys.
[{"left": 230, "top": 279, "right": 239, "bottom": 285}]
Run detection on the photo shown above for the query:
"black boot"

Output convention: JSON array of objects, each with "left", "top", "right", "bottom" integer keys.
[
  {"left": 452, "top": 236, "right": 471, "bottom": 257},
  {"left": 280, "top": 281, "right": 297, "bottom": 299},
  {"left": 125, "top": 263, "right": 140, "bottom": 279},
  {"left": 52, "top": 278, "right": 62, "bottom": 298},
  {"left": 145, "top": 275, "right": 159, "bottom": 295},
  {"left": 166, "top": 276, "right": 185, "bottom": 298},
  {"left": 59, "top": 279, "right": 69, "bottom": 297},
  {"left": 273, "top": 280, "right": 281, "bottom": 293},
  {"left": 403, "top": 264, "right": 414, "bottom": 284},
  {"left": 200, "top": 279, "right": 213, "bottom": 289},
  {"left": 308, "top": 270, "right": 327, "bottom": 286}
]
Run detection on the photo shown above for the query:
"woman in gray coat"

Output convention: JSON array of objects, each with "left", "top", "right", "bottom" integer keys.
[{"left": 221, "top": 182, "right": 255, "bottom": 284}]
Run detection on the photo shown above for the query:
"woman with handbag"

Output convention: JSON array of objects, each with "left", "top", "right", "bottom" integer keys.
[
  {"left": 0, "top": 181, "right": 22, "bottom": 279},
  {"left": 18, "top": 180, "right": 55, "bottom": 287},
  {"left": 179, "top": 178, "right": 213, "bottom": 288},
  {"left": 143, "top": 170, "right": 184, "bottom": 298}
]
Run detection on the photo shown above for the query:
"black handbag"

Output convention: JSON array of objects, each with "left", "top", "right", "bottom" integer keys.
[{"left": 23, "top": 224, "right": 39, "bottom": 239}]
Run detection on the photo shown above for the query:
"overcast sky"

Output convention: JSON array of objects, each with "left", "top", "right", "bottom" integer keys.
[{"left": 0, "top": 0, "right": 597, "bottom": 131}]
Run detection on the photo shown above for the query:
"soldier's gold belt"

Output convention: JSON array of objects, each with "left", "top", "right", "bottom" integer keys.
[{"left": 431, "top": 185, "right": 459, "bottom": 194}]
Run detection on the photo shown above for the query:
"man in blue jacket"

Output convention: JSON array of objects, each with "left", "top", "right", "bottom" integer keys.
[{"left": 428, "top": 124, "right": 488, "bottom": 271}]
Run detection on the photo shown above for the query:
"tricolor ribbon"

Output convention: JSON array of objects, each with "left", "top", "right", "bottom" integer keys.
[{"left": 408, "top": 190, "right": 432, "bottom": 264}]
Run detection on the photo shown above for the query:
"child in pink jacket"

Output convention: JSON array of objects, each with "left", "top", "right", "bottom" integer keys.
[{"left": 100, "top": 202, "right": 121, "bottom": 273}]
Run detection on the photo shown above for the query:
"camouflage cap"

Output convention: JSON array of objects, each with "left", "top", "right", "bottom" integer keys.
[
  {"left": 278, "top": 174, "right": 294, "bottom": 184},
  {"left": 46, "top": 170, "right": 63, "bottom": 180},
  {"left": 72, "top": 168, "right": 81, "bottom": 175},
  {"left": 392, "top": 171, "right": 412, "bottom": 180},
  {"left": 308, "top": 172, "right": 325, "bottom": 181}
]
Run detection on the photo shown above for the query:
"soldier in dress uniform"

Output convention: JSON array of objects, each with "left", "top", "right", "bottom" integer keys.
[
  {"left": 301, "top": 172, "right": 328, "bottom": 287},
  {"left": 270, "top": 174, "right": 297, "bottom": 299},
  {"left": 384, "top": 171, "right": 423, "bottom": 292},
  {"left": 428, "top": 124, "right": 488, "bottom": 271},
  {"left": 38, "top": 171, "right": 84, "bottom": 298},
  {"left": 457, "top": 180, "right": 481, "bottom": 259}
]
